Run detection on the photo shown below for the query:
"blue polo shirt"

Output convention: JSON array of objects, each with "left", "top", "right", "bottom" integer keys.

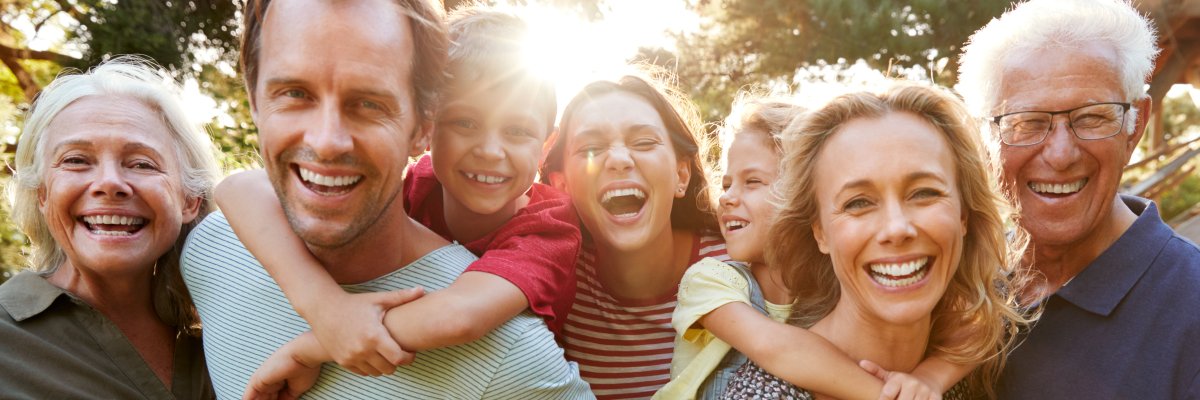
[{"left": 998, "top": 196, "right": 1200, "bottom": 399}]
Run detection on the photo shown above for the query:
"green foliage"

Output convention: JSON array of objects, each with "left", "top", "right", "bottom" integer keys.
[
  {"left": 664, "top": 0, "right": 1009, "bottom": 121},
  {"left": 71, "top": 0, "right": 239, "bottom": 72},
  {"left": 1160, "top": 173, "right": 1200, "bottom": 223}
]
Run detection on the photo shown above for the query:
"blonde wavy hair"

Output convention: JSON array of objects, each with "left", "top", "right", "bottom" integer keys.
[{"left": 767, "top": 82, "right": 1030, "bottom": 397}]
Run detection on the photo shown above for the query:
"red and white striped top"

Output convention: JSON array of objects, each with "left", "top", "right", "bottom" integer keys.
[{"left": 564, "top": 233, "right": 728, "bottom": 399}]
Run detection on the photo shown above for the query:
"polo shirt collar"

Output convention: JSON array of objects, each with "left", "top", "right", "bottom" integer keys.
[
  {"left": 1054, "top": 195, "right": 1172, "bottom": 316},
  {"left": 0, "top": 270, "right": 70, "bottom": 322}
]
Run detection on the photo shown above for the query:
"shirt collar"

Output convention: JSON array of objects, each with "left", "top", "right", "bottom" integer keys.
[
  {"left": 0, "top": 270, "right": 70, "bottom": 322},
  {"left": 1054, "top": 195, "right": 1174, "bottom": 316}
]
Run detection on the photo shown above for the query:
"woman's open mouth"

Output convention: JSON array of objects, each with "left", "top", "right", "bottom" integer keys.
[
  {"left": 600, "top": 187, "right": 646, "bottom": 218},
  {"left": 867, "top": 257, "right": 931, "bottom": 288},
  {"left": 80, "top": 215, "right": 147, "bottom": 236}
]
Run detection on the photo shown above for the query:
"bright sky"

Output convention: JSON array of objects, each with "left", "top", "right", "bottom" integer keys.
[{"left": 514, "top": 0, "right": 699, "bottom": 117}]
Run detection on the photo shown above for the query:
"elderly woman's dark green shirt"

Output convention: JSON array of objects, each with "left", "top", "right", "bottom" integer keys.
[{"left": 0, "top": 271, "right": 213, "bottom": 399}]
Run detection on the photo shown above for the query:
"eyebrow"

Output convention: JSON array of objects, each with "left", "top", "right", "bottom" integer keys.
[
  {"left": 50, "top": 140, "right": 167, "bottom": 159},
  {"left": 838, "top": 171, "right": 949, "bottom": 192}
]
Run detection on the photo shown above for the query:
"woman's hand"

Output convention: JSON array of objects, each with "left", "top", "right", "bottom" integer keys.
[
  {"left": 310, "top": 287, "right": 425, "bottom": 376},
  {"left": 242, "top": 334, "right": 324, "bottom": 400},
  {"left": 859, "top": 360, "right": 943, "bottom": 400}
]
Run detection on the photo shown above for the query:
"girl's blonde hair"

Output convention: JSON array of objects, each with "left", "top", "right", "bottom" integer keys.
[{"left": 768, "top": 82, "right": 1030, "bottom": 397}]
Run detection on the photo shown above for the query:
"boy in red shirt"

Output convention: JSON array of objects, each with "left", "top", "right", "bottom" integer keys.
[{"left": 218, "top": 5, "right": 580, "bottom": 393}]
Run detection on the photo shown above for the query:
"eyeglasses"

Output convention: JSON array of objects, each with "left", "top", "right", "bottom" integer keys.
[{"left": 990, "top": 102, "right": 1130, "bottom": 146}]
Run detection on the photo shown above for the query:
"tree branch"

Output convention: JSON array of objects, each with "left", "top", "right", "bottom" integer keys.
[
  {"left": 0, "top": 42, "right": 77, "bottom": 65},
  {"left": 0, "top": 47, "right": 39, "bottom": 102}
]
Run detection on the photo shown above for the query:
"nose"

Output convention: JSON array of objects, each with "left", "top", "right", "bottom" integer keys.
[
  {"left": 305, "top": 102, "right": 354, "bottom": 160},
  {"left": 877, "top": 200, "right": 916, "bottom": 246},
  {"left": 91, "top": 160, "right": 131, "bottom": 199},
  {"left": 1039, "top": 115, "right": 1081, "bottom": 172},
  {"left": 720, "top": 186, "right": 740, "bottom": 209},
  {"left": 603, "top": 145, "right": 633, "bottom": 173},
  {"left": 472, "top": 131, "right": 505, "bottom": 161}
]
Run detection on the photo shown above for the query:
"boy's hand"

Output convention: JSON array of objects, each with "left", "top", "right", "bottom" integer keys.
[
  {"left": 859, "top": 360, "right": 943, "bottom": 400},
  {"left": 310, "top": 287, "right": 425, "bottom": 375},
  {"left": 242, "top": 338, "right": 323, "bottom": 400}
]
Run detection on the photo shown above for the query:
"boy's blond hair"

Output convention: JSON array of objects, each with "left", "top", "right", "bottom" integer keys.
[{"left": 446, "top": 4, "right": 556, "bottom": 136}]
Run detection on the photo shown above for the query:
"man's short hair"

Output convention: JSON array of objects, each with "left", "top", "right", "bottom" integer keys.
[
  {"left": 957, "top": 0, "right": 1159, "bottom": 117},
  {"left": 239, "top": 0, "right": 449, "bottom": 119}
]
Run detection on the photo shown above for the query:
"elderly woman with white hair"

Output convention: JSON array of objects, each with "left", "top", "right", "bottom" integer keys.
[{"left": 0, "top": 56, "right": 218, "bottom": 399}]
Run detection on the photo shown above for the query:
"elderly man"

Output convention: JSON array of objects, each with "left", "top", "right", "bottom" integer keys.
[
  {"left": 180, "top": 0, "right": 590, "bottom": 398},
  {"left": 958, "top": 0, "right": 1200, "bottom": 398}
]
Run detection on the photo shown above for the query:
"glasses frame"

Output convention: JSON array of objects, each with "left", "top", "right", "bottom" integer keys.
[{"left": 990, "top": 102, "right": 1131, "bottom": 146}]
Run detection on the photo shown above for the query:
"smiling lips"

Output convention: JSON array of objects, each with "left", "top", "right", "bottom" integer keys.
[
  {"left": 81, "top": 215, "right": 147, "bottom": 236},
  {"left": 299, "top": 167, "right": 361, "bottom": 195},
  {"left": 600, "top": 187, "right": 646, "bottom": 218},
  {"left": 724, "top": 219, "right": 748, "bottom": 232},
  {"left": 868, "top": 257, "right": 930, "bottom": 288},
  {"left": 464, "top": 172, "right": 509, "bottom": 184},
  {"left": 1028, "top": 178, "right": 1087, "bottom": 195}
]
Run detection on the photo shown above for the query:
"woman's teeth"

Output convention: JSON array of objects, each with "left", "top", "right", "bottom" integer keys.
[
  {"left": 82, "top": 215, "right": 146, "bottom": 236},
  {"left": 601, "top": 188, "right": 645, "bottom": 203},
  {"left": 868, "top": 257, "right": 929, "bottom": 288},
  {"left": 725, "top": 220, "right": 747, "bottom": 231}
]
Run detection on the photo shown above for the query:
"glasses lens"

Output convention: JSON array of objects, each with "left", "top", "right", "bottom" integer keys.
[
  {"left": 1069, "top": 103, "right": 1125, "bottom": 139},
  {"left": 999, "top": 113, "right": 1051, "bottom": 145}
]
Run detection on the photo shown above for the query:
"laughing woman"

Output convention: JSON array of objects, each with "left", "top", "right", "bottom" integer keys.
[
  {"left": 722, "top": 83, "right": 1030, "bottom": 399},
  {"left": 541, "top": 73, "right": 726, "bottom": 399},
  {"left": 0, "top": 57, "right": 218, "bottom": 399}
]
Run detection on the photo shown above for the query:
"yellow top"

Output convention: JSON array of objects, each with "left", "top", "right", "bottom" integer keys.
[{"left": 654, "top": 257, "right": 791, "bottom": 400}]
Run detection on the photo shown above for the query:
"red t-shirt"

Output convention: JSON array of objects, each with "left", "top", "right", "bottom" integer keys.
[{"left": 403, "top": 154, "right": 580, "bottom": 338}]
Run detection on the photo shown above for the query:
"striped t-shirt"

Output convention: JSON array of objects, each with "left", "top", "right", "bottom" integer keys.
[
  {"left": 563, "top": 233, "right": 728, "bottom": 399},
  {"left": 181, "top": 212, "right": 593, "bottom": 400}
]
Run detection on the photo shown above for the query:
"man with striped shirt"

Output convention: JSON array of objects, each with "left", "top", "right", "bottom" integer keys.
[{"left": 181, "top": 0, "right": 590, "bottom": 398}]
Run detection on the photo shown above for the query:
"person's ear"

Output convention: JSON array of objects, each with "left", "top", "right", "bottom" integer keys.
[
  {"left": 410, "top": 119, "right": 434, "bottom": 157},
  {"left": 181, "top": 195, "right": 203, "bottom": 225},
  {"left": 812, "top": 221, "right": 830, "bottom": 254},
  {"left": 37, "top": 185, "right": 47, "bottom": 213},
  {"left": 547, "top": 172, "right": 567, "bottom": 192},
  {"left": 675, "top": 161, "right": 691, "bottom": 199},
  {"left": 1127, "top": 97, "right": 1152, "bottom": 162}
]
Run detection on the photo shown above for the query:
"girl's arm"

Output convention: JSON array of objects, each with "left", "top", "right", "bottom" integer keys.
[
  {"left": 381, "top": 271, "right": 530, "bottom": 351},
  {"left": 216, "top": 170, "right": 415, "bottom": 375},
  {"left": 700, "top": 302, "right": 886, "bottom": 400},
  {"left": 909, "top": 356, "right": 973, "bottom": 394}
]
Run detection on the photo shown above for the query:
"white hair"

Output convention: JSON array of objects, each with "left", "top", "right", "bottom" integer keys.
[
  {"left": 957, "top": 0, "right": 1159, "bottom": 118},
  {"left": 8, "top": 55, "right": 220, "bottom": 273}
]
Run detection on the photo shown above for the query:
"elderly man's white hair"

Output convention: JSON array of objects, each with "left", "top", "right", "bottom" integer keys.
[{"left": 957, "top": 0, "right": 1159, "bottom": 119}]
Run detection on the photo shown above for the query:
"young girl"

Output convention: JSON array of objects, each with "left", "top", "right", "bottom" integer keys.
[{"left": 658, "top": 95, "right": 976, "bottom": 400}]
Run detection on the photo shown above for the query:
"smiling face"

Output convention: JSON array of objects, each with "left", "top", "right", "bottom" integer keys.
[
  {"left": 432, "top": 80, "right": 551, "bottom": 218},
  {"left": 811, "top": 112, "right": 965, "bottom": 327},
  {"left": 996, "top": 44, "right": 1142, "bottom": 252},
  {"left": 38, "top": 96, "right": 200, "bottom": 277},
  {"left": 559, "top": 91, "right": 690, "bottom": 252},
  {"left": 251, "top": 0, "right": 426, "bottom": 249},
  {"left": 719, "top": 129, "right": 780, "bottom": 265}
]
